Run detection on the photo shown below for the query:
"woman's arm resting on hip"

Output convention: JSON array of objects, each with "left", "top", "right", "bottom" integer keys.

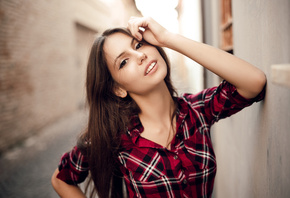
[{"left": 51, "top": 168, "right": 86, "bottom": 198}]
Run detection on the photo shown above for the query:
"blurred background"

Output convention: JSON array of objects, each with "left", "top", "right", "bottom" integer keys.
[{"left": 0, "top": 0, "right": 289, "bottom": 197}]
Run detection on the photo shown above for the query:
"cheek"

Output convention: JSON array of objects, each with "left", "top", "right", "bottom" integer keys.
[{"left": 112, "top": 67, "right": 138, "bottom": 88}]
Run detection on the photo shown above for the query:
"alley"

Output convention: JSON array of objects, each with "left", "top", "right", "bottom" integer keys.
[
  {"left": 0, "top": 110, "right": 88, "bottom": 198},
  {"left": 0, "top": 0, "right": 290, "bottom": 197}
]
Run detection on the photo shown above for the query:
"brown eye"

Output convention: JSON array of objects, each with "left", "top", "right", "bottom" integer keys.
[
  {"left": 136, "top": 42, "right": 143, "bottom": 50},
  {"left": 119, "top": 59, "right": 128, "bottom": 69}
]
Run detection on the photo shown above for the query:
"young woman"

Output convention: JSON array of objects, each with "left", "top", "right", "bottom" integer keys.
[{"left": 51, "top": 17, "right": 266, "bottom": 198}]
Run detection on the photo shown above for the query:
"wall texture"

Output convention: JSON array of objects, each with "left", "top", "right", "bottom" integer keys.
[
  {"left": 0, "top": 0, "right": 140, "bottom": 153},
  {"left": 210, "top": 0, "right": 290, "bottom": 197}
]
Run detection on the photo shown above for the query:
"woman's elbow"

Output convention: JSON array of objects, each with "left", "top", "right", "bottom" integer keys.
[
  {"left": 248, "top": 71, "right": 267, "bottom": 98},
  {"left": 238, "top": 71, "right": 267, "bottom": 99},
  {"left": 51, "top": 168, "right": 65, "bottom": 194},
  {"left": 254, "top": 71, "right": 267, "bottom": 93},
  {"left": 51, "top": 168, "right": 86, "bottom": 198},
  {"left": 51, "top": 168, "right": 60, "bottom": 191}
]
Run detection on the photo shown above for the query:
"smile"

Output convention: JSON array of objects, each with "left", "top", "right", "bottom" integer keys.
[{"left": 146, "top": 62, "right": 156, "bottom": 75}]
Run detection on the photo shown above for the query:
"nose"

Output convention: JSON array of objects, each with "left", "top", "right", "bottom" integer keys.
[{"left": 136, "top": 51, "right": 147, "bottom": 65}]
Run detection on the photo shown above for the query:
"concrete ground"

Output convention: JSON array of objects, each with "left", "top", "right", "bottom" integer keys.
[{"left": 0, "top": 110, "right": 88, "bottom": 198}]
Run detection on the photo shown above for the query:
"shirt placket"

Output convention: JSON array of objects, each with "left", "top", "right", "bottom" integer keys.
[
  {"left": 168, "top": 149, "right": 192, "bottom": 197},
  {"left": 171, "top": 117, "right": 192, "bottom": 198}
]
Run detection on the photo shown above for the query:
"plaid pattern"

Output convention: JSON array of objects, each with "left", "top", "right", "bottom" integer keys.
[
  {"left": 57, "top": 146, "right": 89, "bottom": 185},
  {"left": 57, "top": 81, "right": 265, "bottom": 197}
]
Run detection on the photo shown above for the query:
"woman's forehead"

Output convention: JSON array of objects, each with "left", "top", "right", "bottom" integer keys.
[
  {"left": 104, "top": 32, "right": 133, "bottom": 51},
  {"left": 103, "top": 33, "right": 134, "bottom": 65}
]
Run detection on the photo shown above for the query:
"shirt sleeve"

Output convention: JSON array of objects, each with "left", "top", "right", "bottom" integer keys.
[
  {"left": 56, "top": 146, "right": 89, "bottom": 185},
  {"left": 183, "top": 80, "right": 266, "bottom": 125}
]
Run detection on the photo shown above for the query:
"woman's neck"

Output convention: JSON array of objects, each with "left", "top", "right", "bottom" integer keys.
[
  {"left": 130, "top": 81, "right": 176, "bottom": 149},
  {"left": 131, "top": 82, "right": 175, "bottom": 124}
]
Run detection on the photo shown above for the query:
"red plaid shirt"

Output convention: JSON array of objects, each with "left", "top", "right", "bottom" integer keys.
[{"left": 57, "top": 81, "right": 265, "bottom": 197}]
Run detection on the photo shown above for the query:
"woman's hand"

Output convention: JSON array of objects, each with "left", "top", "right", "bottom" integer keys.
[
  {"left": 127, "top": 16, "right": 171, "bottom": 47},
  {"left": 127, "top": 17, "right": 266, "bottom": 99}
]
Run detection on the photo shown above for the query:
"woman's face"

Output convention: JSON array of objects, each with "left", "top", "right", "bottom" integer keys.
[{"left": 103, "top": 32, "right": 167, "bottom": 98}]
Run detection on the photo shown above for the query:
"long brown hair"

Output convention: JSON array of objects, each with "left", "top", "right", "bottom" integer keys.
[{"left": 78, "top": 27, "right": 177, "bottom": 198}]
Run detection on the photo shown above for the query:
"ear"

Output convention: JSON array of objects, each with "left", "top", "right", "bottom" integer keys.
[{"left": 114, "top": 86, "right": 128, "bottom": 98}]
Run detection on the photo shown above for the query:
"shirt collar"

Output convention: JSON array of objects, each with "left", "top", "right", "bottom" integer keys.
[
  {"left": 124, "top": 96, "right": 190, "bottom": 147},
  {"left": 177, "top": 96, "right": 189, "bottom": 116}
]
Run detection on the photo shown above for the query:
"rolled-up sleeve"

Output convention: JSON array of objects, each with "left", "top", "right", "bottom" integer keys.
[
  {"left": 208, "top": 80, "right": 265, "bottom": 123},
  {"left": 183, "top": 80, "right": 266, "bottom": 125},
  {"left": 56, "top": 146, "right": 89, "bottom": 185}
]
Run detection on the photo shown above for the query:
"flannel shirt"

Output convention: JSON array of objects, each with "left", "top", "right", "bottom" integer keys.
[{"left": 57, "top": 80, "right": 265, "bottom": 197}]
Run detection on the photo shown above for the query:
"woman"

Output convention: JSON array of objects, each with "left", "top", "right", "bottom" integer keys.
[{"left": 51, "top": 17, "right": 266, "bottom": 198}]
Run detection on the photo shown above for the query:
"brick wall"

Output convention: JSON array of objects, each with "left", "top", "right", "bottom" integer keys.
[{"left": 0, "top": 0, "right": 140, "bottom": 153}]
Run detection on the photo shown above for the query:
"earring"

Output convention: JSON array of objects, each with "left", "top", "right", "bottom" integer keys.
[
  {"left": 115, "top": 87, "right": 127, "bottom": 98},
  {"left": 120, "top": 90, "right": 127, "bottom": 98}
]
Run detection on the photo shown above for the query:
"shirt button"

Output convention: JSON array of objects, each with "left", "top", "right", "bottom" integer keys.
[
  {"left": 183, "top": 179, "right": 187, "bottom": 184},
  {"left": 173, "top": 155, "right": 178, "bottom": 160}
]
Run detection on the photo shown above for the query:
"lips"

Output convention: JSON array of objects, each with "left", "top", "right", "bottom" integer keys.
[{"left": 145, "top": 61, "right": 157, "bottom": 75}]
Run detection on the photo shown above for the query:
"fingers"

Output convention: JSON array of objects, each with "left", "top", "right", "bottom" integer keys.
[
  {"left": 127, "top": 16, "right": 170, "bottom": 47},
  {"left": 127, "top": 17, "right": 150, "bottom": 41}
]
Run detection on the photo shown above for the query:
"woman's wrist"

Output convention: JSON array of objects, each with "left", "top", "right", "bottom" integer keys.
[{"left": 161, "top": 32, "right": 179, "bottom": 48}]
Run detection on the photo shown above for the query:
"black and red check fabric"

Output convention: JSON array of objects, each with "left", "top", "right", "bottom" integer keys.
[{"left": 57, "top": 80, "right": 265, "bottom": 197}]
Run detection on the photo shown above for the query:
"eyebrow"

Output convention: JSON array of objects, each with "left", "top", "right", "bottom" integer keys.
[{"left": 113, "top": 37, "right": 136, "bottom": 68}]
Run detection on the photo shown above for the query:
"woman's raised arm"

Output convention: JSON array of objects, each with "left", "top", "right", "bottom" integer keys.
[
  {"left": 164, "top": 33, "right": 266, "bottom": 99},
  {"left": 127, "top": 17, "right": 266, "bottom": 99}
]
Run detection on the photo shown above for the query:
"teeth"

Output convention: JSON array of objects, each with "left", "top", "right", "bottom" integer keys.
[{"left": 146, "top": 62, "right": 156, "bottom": 74}]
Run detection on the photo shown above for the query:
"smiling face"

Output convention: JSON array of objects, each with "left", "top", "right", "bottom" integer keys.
[{"left": 103, "top": 32, "right": 168, "bottom": 98}]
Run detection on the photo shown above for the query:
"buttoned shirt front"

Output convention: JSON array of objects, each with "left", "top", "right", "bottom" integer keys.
[{"left": 57, "top": 81, "right": 265, "bottom": 198}]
